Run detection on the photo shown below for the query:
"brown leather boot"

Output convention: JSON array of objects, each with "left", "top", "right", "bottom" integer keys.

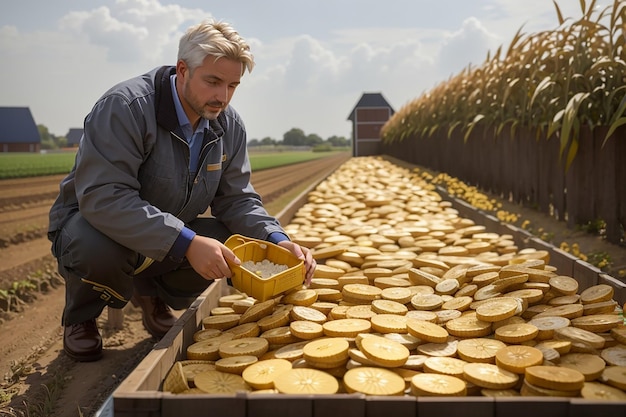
[
  {"left": 63, "top": 319, "right": 103, "bottom": 362},
  {"left": 131, "top": 294, "right": 177, "bottom": 338}
]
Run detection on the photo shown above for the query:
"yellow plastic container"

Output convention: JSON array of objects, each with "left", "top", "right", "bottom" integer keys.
[{"left": 225, "top": 234, "right": 304, "bottom": 301}]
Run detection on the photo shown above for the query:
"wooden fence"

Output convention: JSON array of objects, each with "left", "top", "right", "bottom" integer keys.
[{"left": 381, "top": 126, "right": 626, "bottom": 245}]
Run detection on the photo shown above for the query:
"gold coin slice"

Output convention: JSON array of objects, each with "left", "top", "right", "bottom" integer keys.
[
  {"left": 223, "top": 322, "right": 260, "bottom": 339},
  {"left": 370, "top": 314, "right": 408, "bottom": 334},
  {"left": 495, "top": 345, "right": 544, "bottom": 374},
  {"left": 215, "top": 355, "right": 258, "bottom": 375},
  {"left": 202, "top": 314, "right": 242, "bottom": 330},
  {"left": 282, "top": 289, "right": 318, "bottom": 306},
  {"left": 474, "top": 297, "right": 519, "bottom": 322},
  {"left": 290, "top": 306, "right": 328, "bottom": 323},
  {"left": 423, "top": 356, "right": 468, "bottom": 377},
  {"left": 218, "top": 337, "right": 269, "bottom": 359},
  {"left": 273, "top": 368, "right": 339, "bottom": 394},
  {"left": 410, "top": 293, "right": 444, "bottom": 311},
  {"left": 528, "top": 316, "right": 570, "bottom": 340},
  {"left": 289, "top": 320, "right": 325, "bottom": 340},
  {"left": 193, "top": 328, "right": 222, "bottom": 342},
  {"left": 274, "top": 341, "right": 310, "bottom": 362},
  {"left": 302, "top": 338, "right": 350, "bottom": 366},
  {"left": 580, "top": 284, "right": 614, "bottom": 304},
  {"left": 410, "top": 373, "right": 467, "bottom": 396},
  {"left": 241, "top": 358, "right": 293, "bottom": 390},
  {"left": 163, "top": 361, "right": 189, "bottom": 393},
  {"left": 406, "top": 318, "right": 449, "bottom": 343},
  {"left": 571, "top": 314, "right": 623, "bottom": 334},
  {"left": 580, "top": 381, "right": 626, "bottom": 400},
  {"left": 417, "top": 339, "right": 459, "bottom": 358},
  {"left": 554, "top": 326, "right": 606, "bottom": 350},
  {"left": 463, "top": 363, "right": 519, "bottom": 390},
  {"left": 457, "top": 338, "right": 507, "bottom": 363},
  {"left": 194, "top": 370, "right": 251, "bottom": 394},
  {"left": 343, "top": 366, "right": 406, "bottom": 396},
  {"left": 371, "top": 299, "right": 408, "bottom": 315},
  {"left": 560, "top": 353, "right": 606, "bottom": 381},
  {"left": 358, "top": 334, "right": 410, "bottom": 368},
  {"left": 323, "top": 318, "right": 372, "bottom": 338},
  {"left": 380, "top": 286, "right": 413, "bottom": 304},
  {"left": 601, "top": 365, "right": 626, "bottom": 390},
  {"left": 494, "top": 323, "right": 539, "bottom": 344},
  {"left": 238, "top": 299, "right": 275, "bottom": 324},
  {"left": 187, "top": 334, "right": 235, "bottom": 361},
  {"left": 256, "top": 308, "right": 291, "bottom": 332},
  {"left": 445, "top": 315, "right": 492, "bottom": 338},
  {"left": 601, "top": 345, "right": 626, "bottom": 366},
  {"left": 548, "top": 275, "right": 579, "bottom": 295},
  {"left": 342, "top": 283, "right": 382, "bottom": 301},
  {"left": 524, "top": 365, "right": 585, "bottom": 391}
]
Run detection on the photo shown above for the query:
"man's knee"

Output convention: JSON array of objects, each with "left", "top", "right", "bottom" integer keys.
[{"left": 54, "top": 213, "right": 138, "bottom": 278}]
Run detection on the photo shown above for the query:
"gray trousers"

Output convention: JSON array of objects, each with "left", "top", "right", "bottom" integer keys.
[{"left": 50, "top": 213, "right": 232, "bottom": 326}]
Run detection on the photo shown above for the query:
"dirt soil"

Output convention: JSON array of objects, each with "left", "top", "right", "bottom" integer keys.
[
  {"left": 0, "top": 154, "right": 350, "bottom": 417},
  {"left": 0, "top": 153, "right": 624, "bottom": 417}
]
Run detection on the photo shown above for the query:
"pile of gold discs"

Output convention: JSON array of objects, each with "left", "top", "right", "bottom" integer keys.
[{"left": 163, "top": 157, "right": 626, "bottom": 400}]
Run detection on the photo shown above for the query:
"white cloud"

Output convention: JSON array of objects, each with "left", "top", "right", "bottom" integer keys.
[
  {"left": 437, "top": 17, "right": 500, "bottom": 77},
  {"left": 0, "top": 0, "right": 588, "bottom": 140}
]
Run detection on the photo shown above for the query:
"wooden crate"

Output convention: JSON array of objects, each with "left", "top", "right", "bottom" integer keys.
[
  {"left": 108, "top": 160, "right": 626, "bottom": 416},
  {"left": 111, "top": 278, "right": 626, "bottom": 417}
]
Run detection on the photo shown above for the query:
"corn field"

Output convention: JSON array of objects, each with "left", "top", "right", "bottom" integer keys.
[{"left": 381, "top": 0, "right": 626, "bottom": 245}]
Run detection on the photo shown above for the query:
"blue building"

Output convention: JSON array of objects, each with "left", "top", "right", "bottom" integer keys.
[{"left": 0, "top": 107, "right": 41, "bottom": 152}]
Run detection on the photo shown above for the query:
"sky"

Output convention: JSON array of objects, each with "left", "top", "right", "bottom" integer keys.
[{"left": 0, "top": 0, "right": 590, "bottom": 141}]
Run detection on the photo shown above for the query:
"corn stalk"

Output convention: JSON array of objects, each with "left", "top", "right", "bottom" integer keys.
[{"left": 381, "top": 0, "right": 626, "bottom": 170}]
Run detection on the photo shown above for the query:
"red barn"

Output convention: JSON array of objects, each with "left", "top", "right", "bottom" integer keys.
[{"left": 347, "top": 92, "right": 394, "bottom": 157}]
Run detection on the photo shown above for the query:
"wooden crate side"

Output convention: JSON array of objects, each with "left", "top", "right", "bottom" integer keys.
[
  {"left": 160, "top": 394, "right": 247, "bottom": 417},
  {"left": 113, "top": 280, "right": 228, "bottom": 415},
  {"left": 494, "top": 397, "right": 569, "bottom": 417},
  {"left": 599, "top": 273, "right": 626, "bottom": 306},
  {"left": 365, "top": 395, "right": 416, "bottom": 417},
  {"left": 247, "top": 395, "right": 313, "bottom": 417},
  {"left": 313, "top": 395, "right": 366, "bottom": 417},
  {"left": 418, "top": 396, "right": 494, "bottom": 417}
]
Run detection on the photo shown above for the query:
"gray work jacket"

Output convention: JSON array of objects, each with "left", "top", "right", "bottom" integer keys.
[{"left": 48, "top": 66, "right": 284, "bottom": 262}]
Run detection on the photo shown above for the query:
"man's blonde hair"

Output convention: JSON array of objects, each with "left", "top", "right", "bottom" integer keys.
[{"left": 178, "top": 19, "right": 254, "bottom": 75}]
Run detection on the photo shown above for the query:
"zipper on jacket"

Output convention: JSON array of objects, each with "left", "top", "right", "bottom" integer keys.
[
  {"left": 170, "top": 130, "right": 221, "bottom": 216},
  {"left": 195, "top": 136, "right": 221, "bottom": 184},
  {"left": 170, "top": 131, "right": 192, "bottom": 211}
]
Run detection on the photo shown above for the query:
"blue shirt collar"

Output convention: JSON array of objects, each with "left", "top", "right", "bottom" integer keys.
[{"left": 169, "top": 74, "right": 209, "bottom": 139}]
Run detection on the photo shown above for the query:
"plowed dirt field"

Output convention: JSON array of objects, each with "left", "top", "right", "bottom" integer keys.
[{"left": 0, "top": 153, "right": 349, "bottom": 417}]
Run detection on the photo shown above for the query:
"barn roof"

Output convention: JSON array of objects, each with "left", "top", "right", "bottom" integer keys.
[
  {"left": 66, "top": 128, "right": 83, "bottom": 146},
  {"left": 347, "top": 92, "right": 395, "bottom": 121},
  {"left": 0, "top": 107, "right": 40, "bottom": 144}
]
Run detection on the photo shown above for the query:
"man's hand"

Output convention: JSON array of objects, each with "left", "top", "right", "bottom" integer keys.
[
  {"left": 185, "top": 235, "right": 240, "bottom": 281},
  {"left": 277, "top": 241, "right": 316, "bottom": 285}
]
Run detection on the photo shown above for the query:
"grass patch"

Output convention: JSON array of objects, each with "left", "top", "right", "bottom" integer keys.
[
  {"left": 0, "top": 150, "right": 345, "bottom": 179},
  {"left": 249, "top": 150, "right": 345, "bottom": 171}
]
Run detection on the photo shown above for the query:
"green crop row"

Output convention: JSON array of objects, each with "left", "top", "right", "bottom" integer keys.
[
  {"left": 0, "top": 152, "right": 76, "bottom": 179},
  {"left": 0, "top": 150, "right": 346, "bottom": 180}
]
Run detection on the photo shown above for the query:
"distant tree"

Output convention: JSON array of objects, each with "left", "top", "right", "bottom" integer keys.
[
  {"left": 38, "top": 124, "right": 56, "bottom": 150},
  {"left": 248, "top": 138, "right": 260, "bottom": 147},
  {"left": 305, "top": 133, "right": 324, "bottom": 147},
  {"left": 260, "top": 136, "right": 276, "bottom": 146},
  {"left": 282, "top": 128, "right": 307, "bottom": 146},
  {"left": 327, "top": 135, "right": 350, "bottom": 147}
]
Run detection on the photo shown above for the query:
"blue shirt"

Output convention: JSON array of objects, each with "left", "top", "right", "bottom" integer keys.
[
  {"left": 170, "top": 74, "right": 209, "bottom": 174},
  {"left": 166, "top": 75, "right": 288, "bottom": 264}
]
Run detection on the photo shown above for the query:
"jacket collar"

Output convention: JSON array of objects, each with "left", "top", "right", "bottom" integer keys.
[{"left": 154, "top": 65, "right": 226, "bottom": 138}]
